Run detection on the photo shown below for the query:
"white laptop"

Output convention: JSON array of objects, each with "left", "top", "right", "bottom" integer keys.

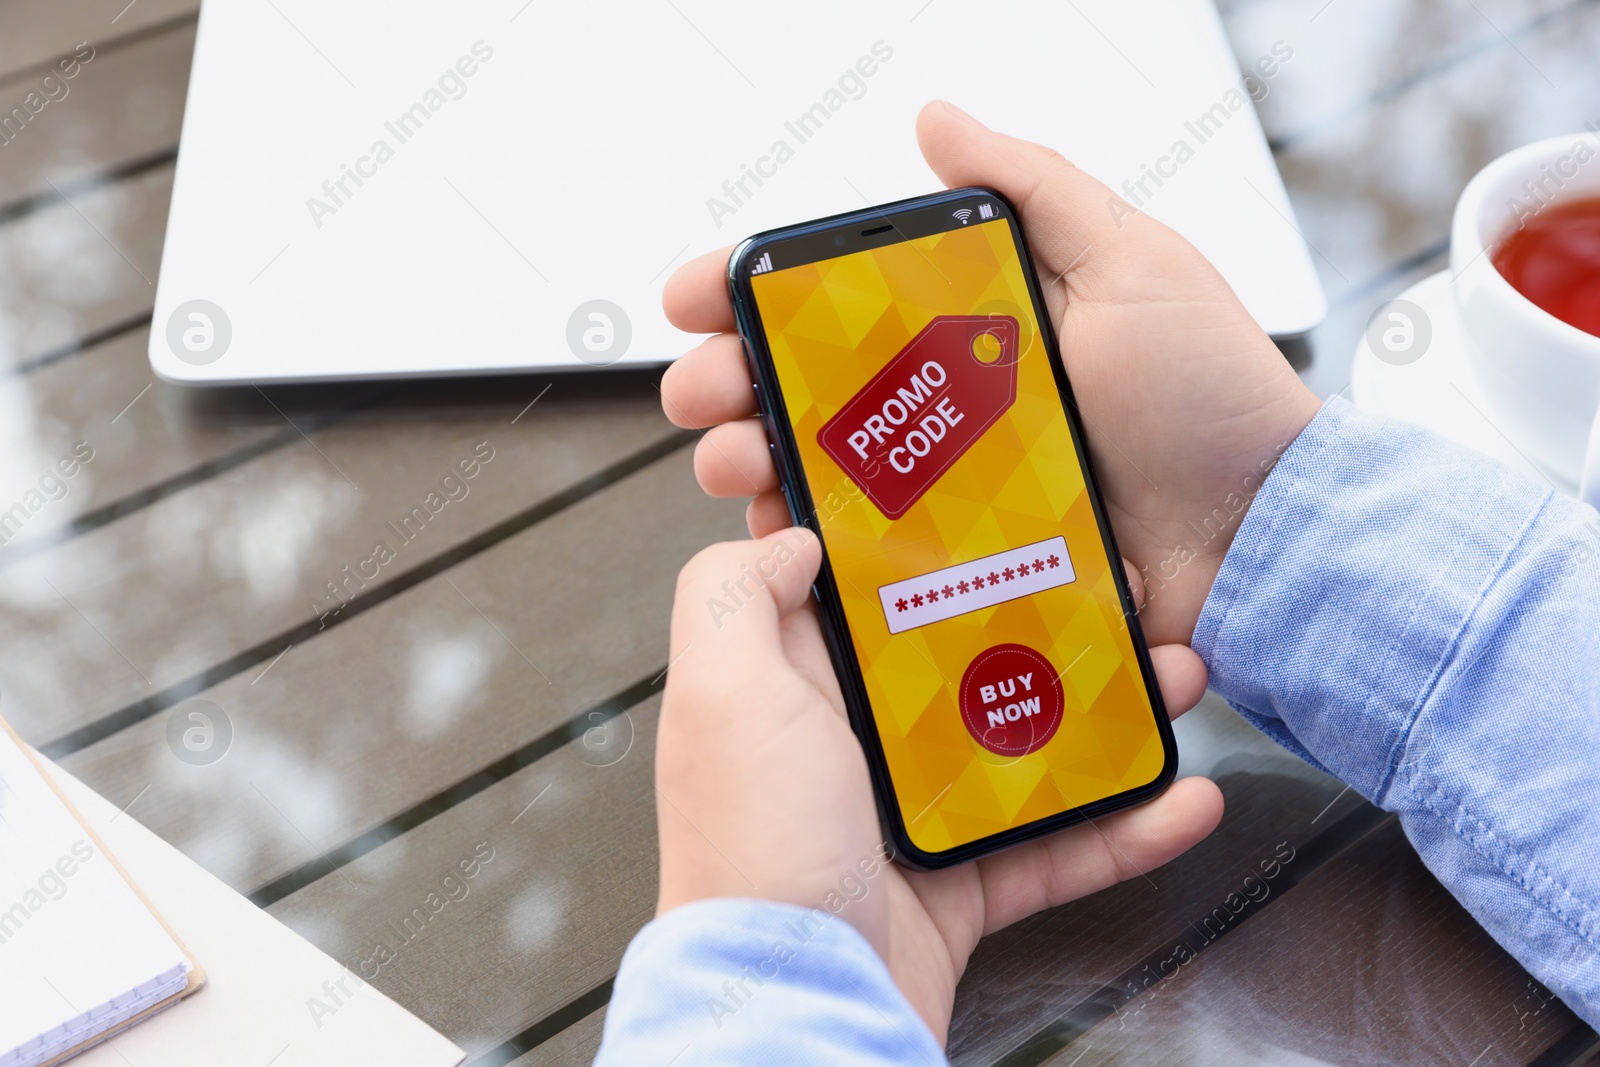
[{"left": 151, "top": 0, "right": 1324, "bottom": 384}]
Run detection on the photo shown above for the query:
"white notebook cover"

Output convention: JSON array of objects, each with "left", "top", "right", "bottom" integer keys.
[
  {"left": 4, "top": 732, "right": 463, "bottom": 1067},
  {"left": 0, "top": 721, "right": 201, "bottom": 1067}
]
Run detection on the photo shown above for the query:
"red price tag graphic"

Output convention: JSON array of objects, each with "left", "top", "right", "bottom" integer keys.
[{"left": 818, "top": 315, "right": 1019, "bottom": 519}]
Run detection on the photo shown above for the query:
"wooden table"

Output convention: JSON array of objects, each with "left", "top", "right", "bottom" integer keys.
[{"left": 1, "top": 2, "right": 1596, "bottom": 1063}]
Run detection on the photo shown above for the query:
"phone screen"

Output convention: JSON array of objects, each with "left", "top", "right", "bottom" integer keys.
[{"left": 746, "top": 207, "right": 1169, "bottom": 856}]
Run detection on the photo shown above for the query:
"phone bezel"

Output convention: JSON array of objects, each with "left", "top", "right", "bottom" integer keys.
[{"left": 726, "top": 186, "right": 1178, "bottom": 870}]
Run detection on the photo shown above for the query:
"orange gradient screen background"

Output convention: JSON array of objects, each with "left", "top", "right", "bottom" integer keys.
[{"left": 750, "top": 219, "right": 1165, "bottom": 853}]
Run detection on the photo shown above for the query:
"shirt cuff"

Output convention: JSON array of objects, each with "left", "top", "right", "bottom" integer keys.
[
  {"left": 595, "top": 898, "right": 946, "bottom": 1067},
  {"left": 1192, "top": 396, "right": 1551, "bottom": 804}
]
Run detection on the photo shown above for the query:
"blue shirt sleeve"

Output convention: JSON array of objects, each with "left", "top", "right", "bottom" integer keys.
[
  {"left": 594, "top": 898, "right": 947, "bottom": 1066},
  {"left": 1194, "top": 397, "right": 1600, "bottom": 1030}
]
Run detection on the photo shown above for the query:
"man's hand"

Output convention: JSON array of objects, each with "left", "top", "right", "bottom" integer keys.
[
  {"left": 654, "top": 101, "right": 1322, "bottom": 1044},
  {"left": 660, "top": 100, "right": 1323, "bottom": 649},
  {"left": 658, "top": 529, "right": 1224, "bottom": 1044}
]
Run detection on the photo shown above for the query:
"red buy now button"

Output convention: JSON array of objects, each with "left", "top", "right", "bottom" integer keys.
[{"left": 818, "top": 315, "right": 1019, "bottom": 519}]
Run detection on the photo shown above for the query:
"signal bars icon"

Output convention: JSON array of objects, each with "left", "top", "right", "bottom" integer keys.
[{"left": 750, "top": 251, "right": 774, "bottom": 275}]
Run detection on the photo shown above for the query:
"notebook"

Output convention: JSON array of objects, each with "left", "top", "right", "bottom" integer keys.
[{"left": 0, "top": 718, "right": 203, "bottom": 1067}]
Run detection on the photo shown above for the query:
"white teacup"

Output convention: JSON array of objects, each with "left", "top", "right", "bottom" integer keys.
[{"left": 1451, "top": 131, "right": 1600, "bottom": 506}]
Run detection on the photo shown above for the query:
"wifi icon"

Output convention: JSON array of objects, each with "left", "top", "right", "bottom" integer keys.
[{"left": 952, "top": 208, "right": 974, "bottom": 225}]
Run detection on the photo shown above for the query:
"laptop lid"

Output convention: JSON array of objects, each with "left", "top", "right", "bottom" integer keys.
[{"left": 151, "top": 0, "right": 1324, "bottom": 384}]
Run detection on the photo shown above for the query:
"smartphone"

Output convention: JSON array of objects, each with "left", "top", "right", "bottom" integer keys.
[{"left": 728, "top": 187, "right": 1176, "bottom": 869}]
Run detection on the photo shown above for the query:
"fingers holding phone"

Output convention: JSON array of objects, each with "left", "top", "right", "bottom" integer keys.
[
  {"left": 659, "top": 332, "right": 754, "bottom": 429},
  {"left": 726, "top": 188, "right": 1179, "bottom": 869},
  {"left": 657, "top": 529, "right": 893, "bottom": 950}
]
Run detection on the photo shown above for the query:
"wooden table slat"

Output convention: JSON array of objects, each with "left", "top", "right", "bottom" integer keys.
[
  {"left": 1220, "top": 0, "right": 1592, "bottom": 148},
  {"left": 59, "top": 446, "right": 744, "bottom": 895},
  {"left": 0, "top": 163, "right": 171, "bottom": 371},
  {"left": 1264, "top": 1, "right": 1600, "bottom": 306},
  {"left": 0, "top": 387, "right": 681, "bottom": 745},
  {"left": 0, "top": 327, "right": 299, "bottom": 556},
  {"left": 1036, "top": 819, "right": 1587, "bottom": 1066},
  {"left": 0, "top": 20, "right": 191, "bottom": 209},
  {"left": 268, "top": 700, "right": 664, "bottom": 1059},
  {"left": 507, "top": 1007, "right": 607, "bottom": 1067},
  {"left": 0, "top": 0, "right": 197, "bottom": 84},
  {"left": 946, "top": 697, "right": 1367, "bottom": 1064}
]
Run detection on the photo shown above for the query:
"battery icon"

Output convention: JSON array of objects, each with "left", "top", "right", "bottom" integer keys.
[{"left": 978, "top": 203, "right": 996, "bottom": 219}]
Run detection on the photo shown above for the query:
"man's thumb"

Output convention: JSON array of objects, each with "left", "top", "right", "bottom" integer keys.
[
  {"left": 669, "top": 528, "right": 821, "bottom": 671},
  {"left": 915, "top": 100, "right": 1137, "bottom": 280}
]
